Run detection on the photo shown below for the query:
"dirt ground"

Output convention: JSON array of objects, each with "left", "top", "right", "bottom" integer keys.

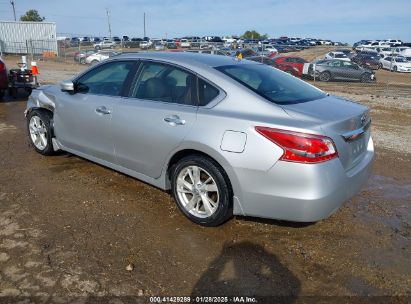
[{"left": 0, "top": 47, "right": 410, "bottom": 303}]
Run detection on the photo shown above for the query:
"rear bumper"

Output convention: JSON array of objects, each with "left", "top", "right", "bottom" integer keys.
[{"left": 233, "top": 137, "right": 374, "bottom": 222}]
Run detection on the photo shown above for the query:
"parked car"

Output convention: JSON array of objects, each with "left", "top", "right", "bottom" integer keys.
[
  {"left": 325, "top": 52, "right": 351, "bottom": 62},
  {"left": 351, "top": 54, "right": 381, "bottom": 70},
  {"left": 334, "top": 49, "right": 356, "bottom": 59},
  {"left": 273, "top": 56, "right": 307, "bottom": 77},
  {"left": 379, "top": 56, "right": 411, "bottom": 72},
  {"left": 246, "top": 56, "right": 278, "bottom": 67},
  {"left": 94, "top": 40, "right": 116, "bottom": 50},
  {"left": 309, "top": 59, "right": 375, "bottom": 82},
  {"left": 112, "top": 36, "right": 121, "bottom": 44},
  {"left": 166, "top": 40, "right": 178, "bottom": 49},
  {"left": 70, "top": 37, "right": 80, "bottom": 47},
  {"left": 140, "top": 41, "right": 152, "bottom": 49},
  {"left": 74, "top": 50, "right": 97, "bottom": 64},
  {"left": 391, "top": 47, "right": 411, "bottom": 55},
  {"left": 357, "top": 49, "right": 380, "bottom": 58},
  {"left": 375, "top": 47, "right": 394, "bottom": 57},
  {"left": 385, "top": 39, "right": 402, "bottom": 46},
  {"left": 154, "top": 42, "right": 165, "bottom": 51},
  {"left": 180, "top": 39, "right": 191, "bottom": 48},
  {"left": 25, "top": 52, "right": 374, "bottom": 226},
  {"left": 85, "top": 51, "right": 119, "bottom": 65},
  {"left": 124, "top": 38, "right": 143, "bottom": 48},
  {"left": 0, "top": 58, "right": 8, "bottom": 99}
]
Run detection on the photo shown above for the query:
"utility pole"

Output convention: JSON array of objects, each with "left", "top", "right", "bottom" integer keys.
[
  {"left": 10, "top": 0, "right": 16, "bottom": 21},
  {"left": 106, "top": 8, "right": 112, "bottom": 39},
  {"left": 143, "top": 12, "right": 146, "bottom": 37}
]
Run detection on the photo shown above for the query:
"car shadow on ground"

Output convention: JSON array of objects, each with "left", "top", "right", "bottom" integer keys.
[{"left": 191, "top": 241, "right": 301, "bottom": 302}]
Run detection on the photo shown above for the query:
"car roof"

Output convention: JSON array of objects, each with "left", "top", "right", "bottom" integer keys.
[{"left": 115, "top": 52, "right": 254, "bottom": 68}]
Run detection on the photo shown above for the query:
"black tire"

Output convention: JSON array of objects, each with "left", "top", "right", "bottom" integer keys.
[
  {"left": 170, "top": 155, "right": 233, "bottom": 226},
  {"left": 379, "top": 63, "right": 383, "bottom": 69},
  {"left": 319, "top": 71, "right": 331, "bottom": 82},
  {"left": 361, "top": 73, "right": 371, "bottom": 83},
  {"left": 80, "top": 58, "right": 86, "bottom": 64},
  {"left": 91, "top": 60, "right": 99, "bottom": 66},
  {"left": 0, "top": 90, "right": 4, "bottom": 100},
  {"left": 9, "top": 87, "right": 17, "bottom": 99},
  {"left": 26, "top": 109, "right": 55, "bottom": 156},
  {"left": 393, "top": 66, "right": 397, "bottom": 72}
]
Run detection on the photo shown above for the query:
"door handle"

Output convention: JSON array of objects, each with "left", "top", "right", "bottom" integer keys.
[
  {"left": 164, "top": 115, "right": 186, "bottom": 126},
  {"left": 96, "top": 106, "right": 111, "bottom": 115}
]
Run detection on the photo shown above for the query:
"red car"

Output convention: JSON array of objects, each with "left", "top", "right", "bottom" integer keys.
[
  {"left": 0, "top": 58, "right": 8, "bottom": 99},
  {"left": 273, "top": 56, "right": 307, "bottom": 77}
]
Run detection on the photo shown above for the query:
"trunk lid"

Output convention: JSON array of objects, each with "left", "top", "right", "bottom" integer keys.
[{"left": 281, "top": 95, "right": 371, "bottom": 171}]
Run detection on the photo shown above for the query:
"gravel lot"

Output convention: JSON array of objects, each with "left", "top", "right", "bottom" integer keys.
[{"left": 0, "top": 48, "right": 410, "bottom": 302}]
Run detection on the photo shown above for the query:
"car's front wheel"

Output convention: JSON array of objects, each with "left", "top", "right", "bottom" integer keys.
[
  {"left": 361, "top": 73, "right": 372, "bottom": 83},
  {"left": 171, "top": 155, "right": 233, "bottom": 226},
  {"left": 27, "top": 110, "right": 55, "bottom": 156}
]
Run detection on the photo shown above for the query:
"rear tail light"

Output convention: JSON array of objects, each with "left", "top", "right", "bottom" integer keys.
[
  {"left": 0, "top": 62, "right": 5, "bottom": 72},
  {"left": 255, "top": 127, "right": 338, "bottom": 164}
]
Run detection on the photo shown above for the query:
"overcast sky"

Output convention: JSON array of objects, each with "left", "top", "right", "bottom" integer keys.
[{"left": 0, "top": 0, "right": 410, "bottom": 43}]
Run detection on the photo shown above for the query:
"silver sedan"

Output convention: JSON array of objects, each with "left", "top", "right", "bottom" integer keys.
[{"left": 25, "top": 52, "right": 374, "bottom": 226}]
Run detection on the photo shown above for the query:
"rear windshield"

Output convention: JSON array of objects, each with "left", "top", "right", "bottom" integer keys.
[{"left": 215, "top": 63, "right": 326, "bottom": 104}]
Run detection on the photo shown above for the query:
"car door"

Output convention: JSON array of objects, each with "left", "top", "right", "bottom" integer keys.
[
  {"left": 327, "top": 60, "right": 344, "bottom": 79},
  {"left": 54, "top": 60, "right": 136, "bottom": 163},
  {"left": 112, "top": 61, "right": 198, "bottom": 178},
  {"left": 341, "top": 61, "right": 361, "bottom": 80}
]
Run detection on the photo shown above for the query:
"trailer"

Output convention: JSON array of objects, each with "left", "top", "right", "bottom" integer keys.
[{"left": 0, "top": 21, "right": 57, "bottom": 55}]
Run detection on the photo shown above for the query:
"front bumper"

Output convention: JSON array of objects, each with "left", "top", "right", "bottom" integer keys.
[{"left": 233, "top": 137, "right": 374, "bottom": 222}]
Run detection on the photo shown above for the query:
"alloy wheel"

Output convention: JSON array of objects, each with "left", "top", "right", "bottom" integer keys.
[
  {"left": 29, "top": 116, "right": 48, "bottom": 150},
  {"left": 176, "top": 165, "right": 219, "bottom": 218}
]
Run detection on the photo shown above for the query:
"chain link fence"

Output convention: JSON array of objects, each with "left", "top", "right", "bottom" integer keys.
[{"left": 1, "top": 37, "right": 410, "bottom": 99}]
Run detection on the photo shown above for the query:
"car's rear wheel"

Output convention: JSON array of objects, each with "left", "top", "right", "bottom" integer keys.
[
  {"left": 171, "top": 155, "right": 233, "bottom": 226},
  {"left": 319, "top": 71, "right": 331, "bottom": 82},
  {"left": 393, "top": 66, "right": 397, "bottom": 72},
  {"left": 27, "top": 110, "right": 55, "bottom": 156},
  {"left": 91, "top": 60, "right": 99, "bottom": 66}
]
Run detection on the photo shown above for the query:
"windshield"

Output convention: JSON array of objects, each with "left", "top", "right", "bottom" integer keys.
[
  {"left": 395, "top": 57, "right": 406, "bottom": 63},
  {"left": 334, "top": 54, "right": 347, "bottom": 58},
  {"left": 216, "top": 63, "right": 326, "bottom": 104}
]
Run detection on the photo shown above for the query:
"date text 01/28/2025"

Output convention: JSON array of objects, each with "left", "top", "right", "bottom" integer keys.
[{"left": 149, "top": 296, "right": 257, "bottom": 303}]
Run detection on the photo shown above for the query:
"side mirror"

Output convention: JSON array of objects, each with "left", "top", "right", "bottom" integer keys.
[{"left": 60, "top": 80, "right": 74, "bottom": 92}]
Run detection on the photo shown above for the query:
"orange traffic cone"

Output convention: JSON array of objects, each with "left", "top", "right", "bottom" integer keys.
[{"left": 31, "top": 62, "right": 39, "bottom": 75}]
